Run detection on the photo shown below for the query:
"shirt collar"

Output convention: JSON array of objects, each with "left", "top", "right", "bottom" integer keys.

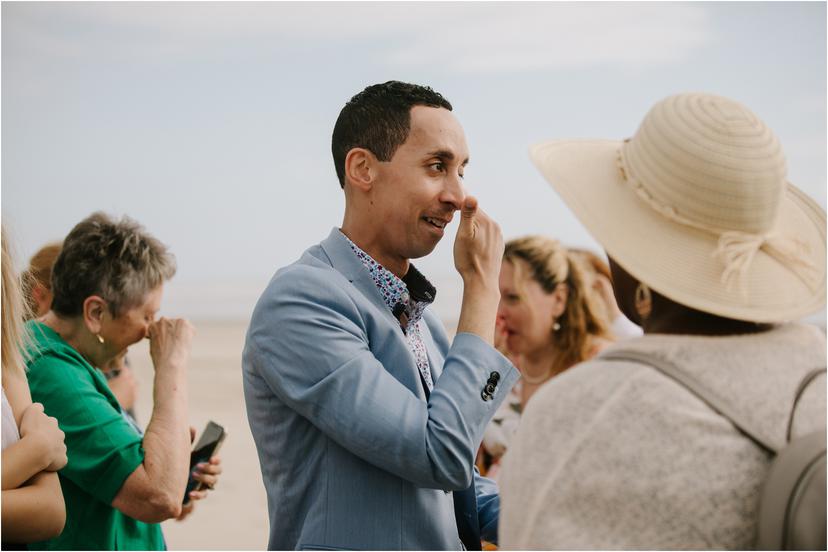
[{"left": 341, "top": 232, "right": 437, "bottom": 323}]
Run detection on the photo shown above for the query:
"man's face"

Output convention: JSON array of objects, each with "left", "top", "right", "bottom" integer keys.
[{"left": 371, "top": 105, "right": 469, "bottom": 261}]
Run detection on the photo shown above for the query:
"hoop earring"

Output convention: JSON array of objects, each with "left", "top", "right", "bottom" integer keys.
[
  {"left": 96, "top": 334, "right": 105, "bottom": 344},
  {"left": 635, "top": 283, "right": 652, "bottom": 321}
]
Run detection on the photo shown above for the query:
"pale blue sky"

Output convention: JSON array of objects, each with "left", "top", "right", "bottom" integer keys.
[{"left": 2, "top": 1, "right": 825, "bottom": 322}]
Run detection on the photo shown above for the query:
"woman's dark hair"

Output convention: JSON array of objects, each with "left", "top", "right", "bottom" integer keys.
[
  {"left": 51, "top": 212, "right": 176, "bottom": 318},
  {"left": 331, "top": 80, "right": 452, "bottom": 188}
]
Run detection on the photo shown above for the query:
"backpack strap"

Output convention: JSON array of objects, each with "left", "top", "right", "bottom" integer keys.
[
  {"left": 601, "top": 350, "right": 778, "bottom": 454},
  {"left": 785, "top": 369, "right": 827, "bottom": 443}
]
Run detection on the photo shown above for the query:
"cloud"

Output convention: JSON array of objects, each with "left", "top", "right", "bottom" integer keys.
[
  {"left": 3, "top": 2, "right": 713, "bottom": 72},
  {"left": 384, "top": 4, "right": 712, "bottom": 72}
]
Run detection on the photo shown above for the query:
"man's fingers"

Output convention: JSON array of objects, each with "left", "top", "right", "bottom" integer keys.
[{"left": 461, "top": 196, "right": 478, "bottom": 219}]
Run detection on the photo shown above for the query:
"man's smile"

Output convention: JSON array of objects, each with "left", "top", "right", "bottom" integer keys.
[{"left": 423, "top": 216, "right": 449, "bottom": 229}]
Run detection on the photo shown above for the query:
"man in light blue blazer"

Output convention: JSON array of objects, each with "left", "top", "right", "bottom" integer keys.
[{"left": 243, "top": 81, "right": 519, "bottom": 550}]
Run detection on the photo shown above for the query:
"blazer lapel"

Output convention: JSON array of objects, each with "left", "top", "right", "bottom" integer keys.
[
  {"left": 319, "top": 228, "right": 401, "bottom": 330},
  {"left": 318, "top": 228, "right": 431, "bottom": 401}
]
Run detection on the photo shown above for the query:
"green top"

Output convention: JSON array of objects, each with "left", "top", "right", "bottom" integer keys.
[{"left": 25, "top": 321, "right": 165, "bottom": 551}]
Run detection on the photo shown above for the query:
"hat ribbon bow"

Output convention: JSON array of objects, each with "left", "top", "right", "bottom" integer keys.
[{"left": 713, "top": 231, "right": 819, "bottom": 294}]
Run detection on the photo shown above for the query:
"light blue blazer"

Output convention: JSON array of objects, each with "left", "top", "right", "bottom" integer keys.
[{"left": 243, "top": 228, "right": 518, "bottom": 550}]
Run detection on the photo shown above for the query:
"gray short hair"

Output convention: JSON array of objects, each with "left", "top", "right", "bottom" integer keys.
[{"left": 51, "top": 212, "right": 176, "bottom": 318}]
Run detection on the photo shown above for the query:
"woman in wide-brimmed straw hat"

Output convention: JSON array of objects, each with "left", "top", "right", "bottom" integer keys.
[{"left": 498, "top": 93, "right": 826, "bottom": 550}]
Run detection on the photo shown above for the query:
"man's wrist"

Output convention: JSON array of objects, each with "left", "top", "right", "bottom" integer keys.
[
  {"left": 457, "top": 287, "right": 500, "bottom": 344},
  {"left": 461, "top": 276, "right": 499, "bottom": 299}
]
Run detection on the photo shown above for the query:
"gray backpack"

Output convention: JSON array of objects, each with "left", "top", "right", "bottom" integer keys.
[{"left": 603, "top": 350, "right": 826, "bottom": 550}]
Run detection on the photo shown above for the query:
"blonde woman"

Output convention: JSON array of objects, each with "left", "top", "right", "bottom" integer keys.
[
  {"left": 1, "top": 230, "right": 68, "bottom": 546},
  {"left": 482, "top": 236, "right": 612, "bottom": 473}
]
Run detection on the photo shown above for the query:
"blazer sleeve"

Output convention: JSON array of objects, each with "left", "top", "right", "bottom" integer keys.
[{"left": 245, "top": 265, "right": 518, "bottom": 491}]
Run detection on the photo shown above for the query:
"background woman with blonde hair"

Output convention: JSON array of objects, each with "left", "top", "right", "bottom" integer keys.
[
  {"left": 482, "top": 235, "right": 613, "bottom": 474},
  {"left": 1, "top": 229, "right": 68, "bottom": 546}
]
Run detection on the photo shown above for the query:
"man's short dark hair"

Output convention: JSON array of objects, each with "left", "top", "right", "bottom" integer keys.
[{"left": 331, "top": 81, "right": 452, "bottom": 188}]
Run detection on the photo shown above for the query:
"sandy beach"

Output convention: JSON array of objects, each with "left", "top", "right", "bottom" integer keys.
[{"left": 128, "top": 319, "right": 268, "bottom": 550}]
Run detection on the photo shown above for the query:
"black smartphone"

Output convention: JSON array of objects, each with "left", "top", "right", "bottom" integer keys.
[{"left": 182, "top": 421, "right": 226, "bottom": 505}]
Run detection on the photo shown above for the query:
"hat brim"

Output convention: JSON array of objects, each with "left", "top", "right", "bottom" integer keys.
[{"left": 530, "top": 139, "right": 826, "bottom": 323}]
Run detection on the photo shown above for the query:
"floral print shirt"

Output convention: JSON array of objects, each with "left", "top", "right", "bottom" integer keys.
[{"left": 343, "top": 232, "right": 436, "bottom": 391}]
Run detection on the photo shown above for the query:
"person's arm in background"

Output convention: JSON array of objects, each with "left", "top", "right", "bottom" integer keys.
[
  {"left": 2, "top": 402, "right": 66, "bottom": 490},
  {"left": 111, "top": 318, "right": 195, "bottom": 522},
  {"left": 1, "top": 372, "right": 67, "bottom": 542},
  {"left": 474, "top": 469, "right": 501, "bottom": 544},
  {"left": 3, "top": 472, "right": 66, "bottom": 542}
]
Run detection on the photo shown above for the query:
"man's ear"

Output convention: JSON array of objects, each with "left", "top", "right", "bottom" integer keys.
[
  {"left": 344, "top": 148, "right": 376, "bottom": 192},
  {"left": 83, "top": 295, "right": 108, "bottom": 334}
]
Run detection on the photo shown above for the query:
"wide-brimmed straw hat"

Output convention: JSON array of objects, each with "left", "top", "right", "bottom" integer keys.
[{"left": 530, "top": 93, "right": 825, "bottom": 323}]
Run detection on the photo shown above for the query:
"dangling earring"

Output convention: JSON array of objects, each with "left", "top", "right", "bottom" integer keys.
[
  {"left": 97, "top": 334, "right": 105, "bottom": 344},
  {"left": 552, "top": 320, "right": 561, "bottom": 332},
  {"left": 635, "top": 283, "right": 652, "bottom": 321}
]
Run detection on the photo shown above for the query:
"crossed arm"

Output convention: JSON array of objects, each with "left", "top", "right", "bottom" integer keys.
[{"left": 1, "top": 373, "right": 66, "bottom": 543}]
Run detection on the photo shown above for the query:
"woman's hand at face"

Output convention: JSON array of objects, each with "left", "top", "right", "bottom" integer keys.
[
  {"left": 147, "top": 318, "right": 194, "bottom": 373},
  {"left": 19, "top": 403, "right": 67, "bottom": 472}
]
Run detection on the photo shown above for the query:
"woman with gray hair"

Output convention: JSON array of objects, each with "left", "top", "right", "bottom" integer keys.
[{"left": 25, "top": 212, "right": 221, "bottom": 550}]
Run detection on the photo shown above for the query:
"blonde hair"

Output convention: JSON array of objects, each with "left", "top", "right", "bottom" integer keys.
[
  {"left": 503, "top": 236, "right": 611, "bottom": 372},
  {"left": 2, "top": 229, "right": 32, "bottom": 377},
  {"left": 569, "top": 248, "right": 612, "bottom": 282}
]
